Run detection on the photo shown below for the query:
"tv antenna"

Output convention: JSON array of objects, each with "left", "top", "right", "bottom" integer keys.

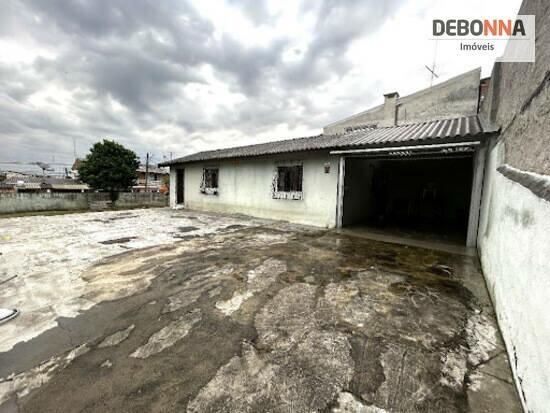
[
  {"left": 425, "top": 40, "right": 439, "bottom": 87},
  {"left": 35, "top": 162, "right": 54, "bottom": 176}
]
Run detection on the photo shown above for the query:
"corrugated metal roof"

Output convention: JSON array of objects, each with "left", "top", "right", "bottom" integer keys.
[
  {"left": 19, "top": 183, "right": 42, "bottom": 190},
  {"left": 160, "top": 115, "right": 494, "bottom": 166}
]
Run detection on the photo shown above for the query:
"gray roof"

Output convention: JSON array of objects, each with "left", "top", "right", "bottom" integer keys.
[
  {"left": 137, "top": 164, "right": 168, "bottom": 174},
  {"left": 4, "top": 176, "right": 82, "bottom": 184},
  {"left": 160, "top": 115, "right": 495, "bottom": 166},
  {"left": 3, "top": 176, "right": 89, "bottom": 190}
]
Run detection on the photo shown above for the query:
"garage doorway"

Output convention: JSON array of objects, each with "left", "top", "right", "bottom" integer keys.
[{"left": 341, "top": 156, "right": 474, "bottom": 245}]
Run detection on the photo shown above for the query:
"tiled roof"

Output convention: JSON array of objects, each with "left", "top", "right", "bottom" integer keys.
[{"left": 160, "top": 115, "right": 495, "bottom": 166}]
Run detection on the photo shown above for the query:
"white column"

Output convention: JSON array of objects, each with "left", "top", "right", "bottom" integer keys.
[
  {"left": 466, "top": 144, "right": 487, "bottom": 247},
  {"left": 336, "top": 156, "right": 346, "bottom": 228},
  {"left": 169, "top": 167, "right": 177, "bottom": 208}
]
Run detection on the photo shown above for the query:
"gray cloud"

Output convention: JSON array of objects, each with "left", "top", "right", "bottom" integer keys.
[{"left": 0, "top": 0, "right": 405, "bottom": 169}]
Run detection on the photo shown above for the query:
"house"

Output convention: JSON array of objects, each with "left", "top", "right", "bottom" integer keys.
[
  {"left": 132, "top": 164, "right": 169, "bottom": 193},
  {"left": 160, "top": 68, "right": 495, "bottom": 247}
]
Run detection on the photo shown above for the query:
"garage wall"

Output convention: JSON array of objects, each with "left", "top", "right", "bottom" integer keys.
[
  {"left": 477, "top": 1, "right": 550, "bottom": 411},
  {"left": 171, "top": 151, "right": 339, "bottom": 228}
]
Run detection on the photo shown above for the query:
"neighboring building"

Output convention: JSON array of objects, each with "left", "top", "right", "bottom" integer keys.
[
  {"left": 69, "top": 159, "right": 84, "bottom": 180},
  {"left": 2, "top": 176, "right": 89, "bottom": 193},
  {"left": 161, "top": 67, "right": 494, "bottom": 248},
  {"left": 132, "top": 164, "right": 169, "bottom": 193}
]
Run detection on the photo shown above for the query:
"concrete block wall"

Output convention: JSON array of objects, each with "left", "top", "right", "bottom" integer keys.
[
  {"left": 0, "top": 192, "right": 168, "bottom": 215},
  {"left": 477, "top": 1, "right": 550, "bottom": 411}
]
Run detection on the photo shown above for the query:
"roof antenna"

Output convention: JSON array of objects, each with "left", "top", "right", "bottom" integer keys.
[{"left": 425, "top": 40, "right": 439, "bottom": 87}]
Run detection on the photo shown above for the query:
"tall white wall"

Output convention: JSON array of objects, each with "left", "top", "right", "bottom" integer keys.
[
  {"left": 171, "top": 152, "right": 339, "bottom": 228},
  {"left": 475, "top": 1, "right": 550, "bottom": 409},
  {"left": 478, "top": 140, "right": 550, "bottom": 412}
]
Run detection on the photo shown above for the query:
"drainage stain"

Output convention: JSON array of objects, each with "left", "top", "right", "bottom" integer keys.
[
  {"left": 225, "top": 224, "right": 246, "bottom": 230},
  {"left": 178, "top": 226, "right": 199, "bottom": 233},
  {"left": 100, "top": 237, "right": 137, "bottom": 245}
]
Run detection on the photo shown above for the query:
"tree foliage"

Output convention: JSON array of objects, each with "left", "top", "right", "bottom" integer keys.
[{"left": 78, "top": 140, "right": 139, "bottom": 202}]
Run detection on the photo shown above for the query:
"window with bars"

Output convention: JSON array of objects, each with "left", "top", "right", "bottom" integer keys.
[
  {"left": 277, "top": 165, "right": 302, "bottom": 192},
  {"left": 201, "top": 167, "right": 219, "bottom": 194},
  {"left": 273, "top": 164, "right": 303, "bottom": 200}
]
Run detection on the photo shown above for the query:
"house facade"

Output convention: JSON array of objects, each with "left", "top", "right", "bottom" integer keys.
[
  {"left": 176, "top": 151, "right": 340, "bottom": 227},
  {"left": 162, "top": 67, "right": 493, "bottom": 246}
]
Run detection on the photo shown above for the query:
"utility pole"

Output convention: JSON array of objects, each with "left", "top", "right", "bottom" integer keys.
[{"left": 145, "top": 153, "right": 149, "bottom": 192}]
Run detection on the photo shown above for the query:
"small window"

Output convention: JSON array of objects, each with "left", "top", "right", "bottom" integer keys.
[
  {"left": 273, "top": 164, "right": 303, "bottom": 200},
  {"left": 201, "top": 167, "right": 219, "bottom": 195}
]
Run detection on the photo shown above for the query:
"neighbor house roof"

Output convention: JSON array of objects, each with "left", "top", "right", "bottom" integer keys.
[
  {"left": 49, "top": 183, "right": 89, "bottom": 191},
  {"left": 160, "top": 115, "right": 496, "bottom": 166},
  {"left": 3, "top": 176, "right": 89, "bottom": 191},
  {"left": 137, "top": 164, "right": 169, "bottom": 174}
]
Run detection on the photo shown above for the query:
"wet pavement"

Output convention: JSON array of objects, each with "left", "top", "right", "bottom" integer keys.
[{"left": 0, "top": 209, "right": 521, "bottom": 412}]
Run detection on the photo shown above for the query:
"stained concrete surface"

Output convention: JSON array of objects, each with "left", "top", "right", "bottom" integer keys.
[{"left": 0, "top": 209, "right": 521, "bottom": 412}]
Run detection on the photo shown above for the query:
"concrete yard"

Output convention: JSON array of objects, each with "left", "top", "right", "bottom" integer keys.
[{"left": 0, "top": 208, "right": 521, "bottom": 412}]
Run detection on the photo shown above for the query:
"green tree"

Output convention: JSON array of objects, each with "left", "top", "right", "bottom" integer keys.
[{"left": 78, "top": 140, "right": 140, "bottom": 205}]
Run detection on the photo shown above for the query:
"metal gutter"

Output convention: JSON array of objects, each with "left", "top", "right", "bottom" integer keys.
[{"left": 330, "top": 141, "right": 481, "bottom": 155}]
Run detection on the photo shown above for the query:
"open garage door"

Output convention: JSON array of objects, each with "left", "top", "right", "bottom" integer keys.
[{"left": 336, "top": 143, "right": 482, "bottom": 246}]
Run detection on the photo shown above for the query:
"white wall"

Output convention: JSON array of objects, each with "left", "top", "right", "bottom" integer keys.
[
  {"left": 170, "top": 152, "right": 339, "bottom": 228},
  {"left": 478, "top": 140, "right": 550, "bottom": 412}
]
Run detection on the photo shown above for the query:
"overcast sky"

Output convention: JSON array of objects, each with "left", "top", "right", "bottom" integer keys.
[{"left": 1, "top": 0, "right": 522, "bottom": 173}]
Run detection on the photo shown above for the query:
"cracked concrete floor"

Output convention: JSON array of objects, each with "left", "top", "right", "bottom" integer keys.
[{"left": 0, "top": 208, "right": 522, "bottom": 412}]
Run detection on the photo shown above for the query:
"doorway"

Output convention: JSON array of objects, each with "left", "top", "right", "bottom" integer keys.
[
  {"left": 176, "top": 169, "right": 184, "bottom": 205},
  {"left": 341, "top": 156, "right": 474, "bottom": 245}
]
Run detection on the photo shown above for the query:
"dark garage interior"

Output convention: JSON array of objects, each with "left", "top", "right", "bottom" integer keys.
[{"left": 342, "top": 156, "right": 474, "bottom": 244}]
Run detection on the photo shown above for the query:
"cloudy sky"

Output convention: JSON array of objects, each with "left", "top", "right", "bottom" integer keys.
[{"left": 1, "top": 0, "right": 521, "bottom": 173}]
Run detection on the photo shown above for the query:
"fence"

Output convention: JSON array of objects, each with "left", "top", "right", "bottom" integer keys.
[{"left": 0, "top": 192, "right": 168, "bottom": 215}]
